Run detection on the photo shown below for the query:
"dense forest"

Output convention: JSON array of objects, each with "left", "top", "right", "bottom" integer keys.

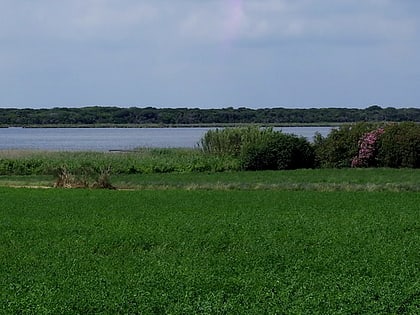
[{"left": 0, "top": 105, "right": 419, "bottom": 126}]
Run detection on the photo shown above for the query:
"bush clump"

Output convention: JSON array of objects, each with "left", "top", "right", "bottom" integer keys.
[
  {"left": 376, "top": 122, "right": 420, "bottom": 168},
  {"left": 199, "top": 127, "right": 266, "bottom": 157},
  {"left": 200, "top": 127, "right": 315, "bottom": 170},
  {"left": 54, "top": 165, "right": 115, "bottom": 189},
  {"left": 351, "top": 127, "right": 385, "bottom": 168},
  {"left": 315, "top": 122, "right": 420, "bottom": 168},
  {"left": 313, "top": 123, "right": 380, "bottom": 168}
]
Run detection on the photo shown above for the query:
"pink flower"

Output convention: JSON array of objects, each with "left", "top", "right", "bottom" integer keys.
[{"left": 352, "top": 128, "right": 384, "bottom": 167}]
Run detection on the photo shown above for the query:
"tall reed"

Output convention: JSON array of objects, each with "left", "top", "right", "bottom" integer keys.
[{"left": 199, "top": 127, "right": 315, "bottom": 170}]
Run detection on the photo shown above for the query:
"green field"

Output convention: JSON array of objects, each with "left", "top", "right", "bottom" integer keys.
[
  {"left": 112, "top": 168, "right": 420, "bottom": 191},
  {"left": 1, "top": 186, "right": 419, "bottom": 314},
  {"left": 1, "top": 168, "right": 419, "bottom": 192}
]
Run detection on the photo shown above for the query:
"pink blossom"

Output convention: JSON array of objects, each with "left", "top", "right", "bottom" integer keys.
[{"left": 352, "top": 128, "right": 384, "bottom": 167}]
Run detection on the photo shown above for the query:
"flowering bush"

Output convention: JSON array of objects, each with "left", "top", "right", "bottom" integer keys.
[
  {"left": 313, "top": 122, "right": 378, "bottom": 168},
  {"left": 352, "top": 128, "right": 384, "bottom": 167}
]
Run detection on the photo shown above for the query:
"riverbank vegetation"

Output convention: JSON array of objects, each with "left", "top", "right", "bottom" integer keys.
[
  {"left": 0, "top": 148, "right": 240, "bottom": 176},
  {"left": 199, "top": 122, "right": 419, "bottom": 170},
  {"left": 0, "top": 123, "right": 419, "bottom": 182},
  {"left": 1, "top": 105, "right": 419, "bottom": 126}
]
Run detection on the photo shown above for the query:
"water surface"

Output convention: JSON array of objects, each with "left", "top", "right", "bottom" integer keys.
[{"left": 1, "top": 127, "right": 334, "bottom": 151}]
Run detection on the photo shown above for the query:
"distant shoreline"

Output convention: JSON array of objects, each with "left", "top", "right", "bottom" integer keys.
[
  {"left": 1, "top": 106, "right": 418, "bottom": 127},
  {"left": 1, "top": 122, "right": 344, "bottom": 128}
]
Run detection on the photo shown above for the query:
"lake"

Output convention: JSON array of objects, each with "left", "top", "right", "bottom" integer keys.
[{"left": 0, "top": 127, "right": 334, "bottom": 151}]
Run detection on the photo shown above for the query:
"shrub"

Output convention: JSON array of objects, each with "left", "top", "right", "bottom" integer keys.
[
  {"left": 351, "top": 128, "right": 384, "bottom": 168},
  {"left": 54, "top": 165, "right": 115, "bottom": 189},
  {"left": 54, "top": 166, "right": 79, "bottom": 188},
  {"left": 91, "top": 167, "right": 115, "bottom": 189},
  {"left": 377, "top": 122, "right": 420, "bottom": 168},
  {"left": 314, "top": 123, "right": 380, "bottom": 168},
  {"left": 199, "top": 126, "right": 269, "bottom": 157},
  {"left": 240, "top": 133, "right": 315, "bottom": 171},
  {"left": 200, "top": 127, "right": 315, "bottom": 171}
]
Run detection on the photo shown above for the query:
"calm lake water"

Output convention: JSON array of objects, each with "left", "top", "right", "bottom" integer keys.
[{"left": 1, "top": 127, "right": 334, "bottom": 151}]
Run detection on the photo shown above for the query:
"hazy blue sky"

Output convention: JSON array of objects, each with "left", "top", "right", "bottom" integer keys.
[{"left": 1, "top": 0, "right": 419, "bottom": 109}]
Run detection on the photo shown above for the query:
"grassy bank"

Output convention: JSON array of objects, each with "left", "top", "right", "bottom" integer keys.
[
  {"left": 1, "top": 168, "right": 420, "bottom": 191},
  {"left": 1, "top": 188, "right": 419, "bottom": 313},
  {"left": 112, "top": 168, "right": 420, "bottom": 191}
]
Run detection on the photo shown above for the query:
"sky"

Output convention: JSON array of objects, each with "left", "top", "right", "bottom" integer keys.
[{"left": 1, "top": 0, "right": 419, "bottom": 109}]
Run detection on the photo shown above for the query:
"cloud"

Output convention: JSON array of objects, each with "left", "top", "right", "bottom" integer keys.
[
  {"left": 234, "top": 0, "right": 418, "bottom": 44},
  {"left": 0, "top": 0, "right": 419, "bottom": 108},
  {"left": 177, "top": 2, "right": 226, "bottom": 42},
  {"left": 0, "top": 0, "right": 159, "bottom": 42},
  {"left": 2, "top": 1, "right": 417, "bottom": 46}
]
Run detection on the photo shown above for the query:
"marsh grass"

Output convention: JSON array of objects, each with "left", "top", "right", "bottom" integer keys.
[{"left": 0, "top": 149, "right": 240, "bottom": 175}]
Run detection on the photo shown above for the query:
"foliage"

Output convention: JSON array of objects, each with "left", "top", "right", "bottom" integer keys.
[
  {"left": 199, "top": 126, "right": 279, "bottom": 157},
  {"left": 376, "top": 122, "right": 420, "bottom": 168},
  {"left": 200, "top": 127, "right": 315, "bottom": 170},
  {"left": 1, "top": 121, "right": 418, "bottom": 179},
  {"left": 351, "top": 128, "right": 385, "bottom": 167},
  {"left": 314, "top": 122, "right": 380, "bottom": 168},
  {"left": 1, "top": 105, "right": 419, "bottom": 126},
  {"left": 0, "top": 149, "right": 241, "bottom": 176},
  {"left": 199, "top": 127, "right": 251, "bottom": 157},
  {"left": 314, "top": 122, "right": 420, "bottom": 169},
  {"left": 240, "top": 132, "right": 315, "bottom": 170},
  {"left": 1, "top": 188, "right": 419, "bottom": 313}
]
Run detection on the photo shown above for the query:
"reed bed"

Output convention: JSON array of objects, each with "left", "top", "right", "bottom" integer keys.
[{"left": 0, "top": 148, "right": 240, "bottom": 175}]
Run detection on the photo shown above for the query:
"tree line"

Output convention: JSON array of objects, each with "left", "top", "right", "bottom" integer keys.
[{"left": 0, "top": 105, "right": 419, "bottom": 126}]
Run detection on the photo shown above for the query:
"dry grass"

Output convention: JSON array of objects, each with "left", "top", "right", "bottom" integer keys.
[{"left": 53, "top": 166, "right": 115, "bottom": 189}]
